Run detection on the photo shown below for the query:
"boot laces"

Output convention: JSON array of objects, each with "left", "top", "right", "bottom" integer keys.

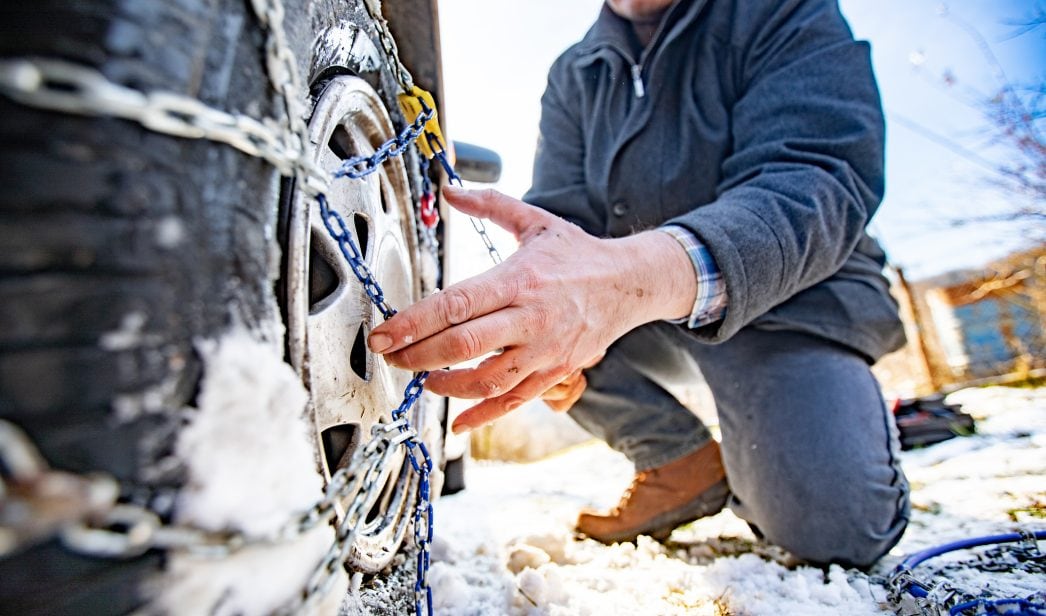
[{"left": 612, "top": 471, "right": 649, "bottom": 514}]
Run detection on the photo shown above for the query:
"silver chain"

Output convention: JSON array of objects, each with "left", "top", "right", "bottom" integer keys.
[
  {"left": 362, "top": 0, "right": 415, "bottom": 93},
  {"left": 467, "top": 194, "right": 504, "bottom": 264},
  {"left": 246, "top": 0, "right": 329, "bottom": 199},
  {"left": 279, "top": 419, "right": 418, "bottom": 614},
  {"left": 0, "top": 417, "right": 417, "bottom": 563},
  {"left": 0, "top": 58, "right": 329, "bottom": 198}
]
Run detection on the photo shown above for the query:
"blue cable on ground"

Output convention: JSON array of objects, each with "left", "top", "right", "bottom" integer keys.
[{"left": 889, "top": 529, "right": 1046, "bottom": 615}]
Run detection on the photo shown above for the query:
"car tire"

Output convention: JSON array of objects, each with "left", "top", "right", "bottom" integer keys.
[{"left": 0, "top": 0, "right": 443, "bottom": 612}]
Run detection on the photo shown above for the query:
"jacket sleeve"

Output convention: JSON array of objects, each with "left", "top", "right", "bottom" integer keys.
[
  {"left": 667, "top": 0, "right": 886, "bottom": 342},
  {"left": 522, "top": 52, "right": 603, "bottom": 234}
]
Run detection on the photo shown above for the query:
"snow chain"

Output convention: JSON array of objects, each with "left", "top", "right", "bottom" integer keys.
[
  {"left": 884, "top": 530, "right": 1046, "bottom": 616},
  {"left": 0, "top": 0, "right": 498, "bottom": 614}
]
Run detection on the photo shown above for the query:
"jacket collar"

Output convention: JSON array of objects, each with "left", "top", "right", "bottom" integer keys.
[
  {"left": 578, "top": 4, "right": 640, "bottom": 56},
  {"left": 576, "top": 0, "right": 701, "bottom": 62}
]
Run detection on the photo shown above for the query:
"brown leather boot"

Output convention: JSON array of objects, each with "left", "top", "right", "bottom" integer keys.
[{"left": 576, "top": 439, "right": 730, "bottom": 544}]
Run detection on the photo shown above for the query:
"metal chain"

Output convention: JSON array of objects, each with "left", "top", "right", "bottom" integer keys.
[
  {"left": 316, "top": 188, "right": 435, "bottom": 615},
  {"left": 320, "top": 68, "right": 501, "bottom": 268},
  {"left": 0, "top": 58, "right": 328, "bottom": 197},
  {"left": 390, "top": 377, "right": 434, "bottom": 614},
  {"left": 425, "top": 132, "right": 503, "bottom": 265},
  {"left": 318, "top": 194, "right": 398, "bottom": 319},
  {"left": 247, "top": 0, "right": 328, "bottom": 198},
  {"left": 362, "top": 0, "right": 415, "bottom": 93},
  {"left": 281, "top": 418, "right": 418, "bottom": 614},
  {"left": 417, "top": 157, "right": 442, "bottom": 266},
  {"left": 886, "top": 533, "right": 1046, "bottom": 616},
  {"left": 0, "top": 416, "right": 419, "bottom": 559},
  {"left": 333, "top": 104, "right": 434, "bottom": 180},
  {"left": 342, "top": 0, "right": 503, "bottom": 267}
]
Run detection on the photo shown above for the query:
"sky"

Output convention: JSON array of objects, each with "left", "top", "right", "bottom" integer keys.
[{"left": 437, "top": 0, "right": 1044, "bottom": 281}]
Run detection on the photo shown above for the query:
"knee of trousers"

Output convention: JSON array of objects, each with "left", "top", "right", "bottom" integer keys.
[{"left": 735, "top": 478, "right": 911, "bottom": 568}]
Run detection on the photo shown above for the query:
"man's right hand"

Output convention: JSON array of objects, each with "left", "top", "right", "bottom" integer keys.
[{"left": 366, "top": 187, "right": 697, "bottom": 434}]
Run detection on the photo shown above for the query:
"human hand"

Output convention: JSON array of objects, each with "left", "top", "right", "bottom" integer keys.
[{"left": 367, "top": 186, "right": 696, "bottom": 433}]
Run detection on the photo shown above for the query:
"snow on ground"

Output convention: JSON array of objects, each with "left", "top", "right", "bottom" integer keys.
[{"left": 424, "top": 386, "right": 1046, "bottom": 615}]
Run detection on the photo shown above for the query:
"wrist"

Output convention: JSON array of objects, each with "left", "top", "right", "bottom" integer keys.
[{"left": 611, "top": 230, "right": 698, "bottom": 326}]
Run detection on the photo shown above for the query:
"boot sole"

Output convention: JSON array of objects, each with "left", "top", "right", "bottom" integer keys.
[{"left": 580, "top": 479, "right": 731, "bottom": 545}]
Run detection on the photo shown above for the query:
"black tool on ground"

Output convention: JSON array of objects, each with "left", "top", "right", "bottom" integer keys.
[{"left": 892, "top": 395, "right": 976, "bottom": 450}]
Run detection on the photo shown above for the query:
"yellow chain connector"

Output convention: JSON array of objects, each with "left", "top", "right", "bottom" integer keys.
[{"left": 397, "top": 86, "right": 446, "bottom": 160}]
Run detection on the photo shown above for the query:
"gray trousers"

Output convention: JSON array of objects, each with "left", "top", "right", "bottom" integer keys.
[{"left": 568, "top": 322, "right": 910, "bottom": 567}]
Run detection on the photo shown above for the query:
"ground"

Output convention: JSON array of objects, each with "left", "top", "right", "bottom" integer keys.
[{"left": 348, "top": 385, "right": 1045, "bottom": 615}]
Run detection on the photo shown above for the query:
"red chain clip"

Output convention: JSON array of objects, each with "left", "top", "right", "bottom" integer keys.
[{"left": 420, "top": 192, "right": 439, "bottom": 228}]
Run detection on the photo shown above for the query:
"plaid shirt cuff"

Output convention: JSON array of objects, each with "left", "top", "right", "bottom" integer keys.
[{"left": 658, "top": 225, "right": 728, "bottom": 328}]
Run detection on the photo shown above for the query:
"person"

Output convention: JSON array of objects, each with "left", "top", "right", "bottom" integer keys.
[{"left": 368, "top": 0, "right": 910, "bottom": 567}]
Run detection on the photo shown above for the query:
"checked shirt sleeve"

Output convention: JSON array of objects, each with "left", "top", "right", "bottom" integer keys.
[{"left": 659, "top": 225, "right": 728, "bottom": 328}]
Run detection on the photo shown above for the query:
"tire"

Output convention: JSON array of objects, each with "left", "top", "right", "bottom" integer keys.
[{"left": 0, "top": 1, "right": 443, "bottom": 613}]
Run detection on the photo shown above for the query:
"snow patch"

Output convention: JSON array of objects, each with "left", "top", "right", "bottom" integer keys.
[
  {"left": 429, "top": 562, "right": 473, "bottom": 610},
  {"left": 154, "top": 327, "right": 340, "bottom": 614},
  {"left": 155, "top": 525, "right": 344, "bottom": 616},
  {"left": 507, "top": 543, "right": 551, "bottom": 574},
  {"left": 173, "top": 328, "right": 321, "bottom": 536},
  {"left": 703, "top": 556, "right": 881, "bottom": 616}
]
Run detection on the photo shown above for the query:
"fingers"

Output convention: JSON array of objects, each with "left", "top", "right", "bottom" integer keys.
[
  {"left": 368, "top": 269, "right": 517, "bottom": 355},
  {"left": 451, "top": 369, "right": 567, "bottom": 433},
  {"left": 543, "top": 374, "right": 587, "bottom": 413},
  {"left": 541, "top": 369, "right": 582, "bottom": 399},
  {"left": 384, "top": 308, "right": 527, "bottom": 372},
  {"left": 422, "top": 348, "right": 531, "bottom": 399},
  {"left": 434, "top": 346, "right": 604, "bottom": 429},
  {"left": 442, "top": 186, "right": 554, "bottom": 241}
]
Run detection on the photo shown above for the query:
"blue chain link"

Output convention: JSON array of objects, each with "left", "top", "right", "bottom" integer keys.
[
  {"left": 317, "top": 194, "right": 396, "bottom": 319},
  {"left": 333, "top": 104, "right": 434, "bottom": 180},
  {"left": 950, "top": 597, "right": 1046, "bottom": 616},
  {"left": 889, "top": 530, "right": 1046, "bottom": 616},
  {"left": 391, "top": 375, "right": 434, "bottom": 616},
  {"left": 317, "top": 192, "right": 432, "bottom": 615}
]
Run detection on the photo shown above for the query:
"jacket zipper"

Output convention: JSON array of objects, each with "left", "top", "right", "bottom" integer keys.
[
  {"left": 618, "top": 14, "right": 675, "bottom": 99},
  {"left": 629, "top": 1, "right": 692, "bottom": 98},
  {"left": 630, "top": 64, "right": 646, "bottom": 98}
]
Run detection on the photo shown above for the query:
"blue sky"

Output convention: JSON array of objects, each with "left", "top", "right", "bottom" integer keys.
[{"left": 439, "top": 1, "right": 1044, "bottom": 280}]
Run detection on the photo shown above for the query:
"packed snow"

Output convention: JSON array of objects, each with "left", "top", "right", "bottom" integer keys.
[
  {"left": 371, "top": 385, "right": 1044, "bottom": 616},
  {"left": 155, "top": 329, "right": 344, "bottom": 615}
]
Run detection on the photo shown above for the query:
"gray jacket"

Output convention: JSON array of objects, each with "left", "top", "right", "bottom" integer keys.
[{"left": 523, "top": 0, "right": 905, "bottom": 361}]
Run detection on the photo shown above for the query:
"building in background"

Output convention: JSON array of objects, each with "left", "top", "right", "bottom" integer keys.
[{"left": 875, "top": 245, "right": 1046, "bottom": 397}]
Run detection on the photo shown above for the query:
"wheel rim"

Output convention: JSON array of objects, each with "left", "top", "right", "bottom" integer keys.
[{"left": 284, "top": 75, "right": 421, "bottom": 571}]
